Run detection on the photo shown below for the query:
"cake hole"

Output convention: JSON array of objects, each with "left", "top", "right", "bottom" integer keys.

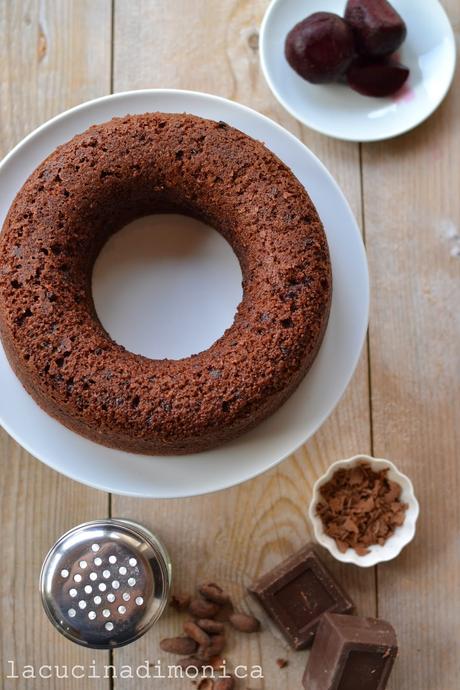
[
  {"left": 73, "top": 574, "right": 82, "bottom": 583},
  {"left": 107, "top": 593, "right": 116, "bottom": 603},
  {"left": 102, "top": 609, "right": 110, "bottom": 618},
  {"left": 94, "top": 596, "right": 102, "bottom": 605},
  {"left": 88, "top": 611, "right": 96, "bottom": 620},
  {"left": 68, "top": 608, "right": 76, "bottom": 618},
  {"left": 119, "top": 566, "right": 127, "bottom": 575},
  {"left": 69, "top": 588, "right": 77, "bottom": 598},
  {"left": 84, "top": 585, "right": 92, "bottom": 594},
  {"left": 122, "top": 592, "right": 130, "bottom": 601},
  {"left": 105, "top": 622, "right": 114, "bottom": 631},
  {"left": 60, "top": 569, "right": 69, "bottom": 578},
  {"left": 89, "top": 572, "right": 98, "bottom": 581},
  {"left": 94, "top": 557, "right": 102, "bottom": 566},
  {"left": 135, "top": 596, "right": 144, "bottom": 606},
  {"left": 91, "top": 544, "right": 100, "bottom": 552},
  {"left": 78, "top": 600, "right": 87, "bottom": 610},
  {"left": 118, "top": 605, "right": 126, "bottom": 614},
  {"left": 79, "top": 560, "right": 87, "bottom": 569},
  {"left": 128, "top": 577, "right": 136, "bottom": 587},
  {"left": 98, "top": 583, "right": 107, "bottom": 592},
  {"left": 92, "top": 214, "right": 242, "bottom": 360},
  {"left": 109, "top": 555, "right": 117, "bottom": 564},
  {"left": 129, "top": 558, "right": 137, "bottom": 567},
  {"left": 112, "top": 580, "right": 120, "bottom": 590},
  {"left": 103, "top": 570, "right": 111, "bottom": 579}
]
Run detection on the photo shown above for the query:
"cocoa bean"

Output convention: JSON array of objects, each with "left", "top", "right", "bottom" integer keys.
[
  {"left": 183, "top": 620, "right": 211, "bottom": 647},
  {"left": 159, "top": 636, "right": 198, "bottom": 655},
  {"left": 197, "top": 634, "right": 226, "bottom": 660},
  {"left": 214, "top": 600, "right": 234, "bottom": 622},
  {"left": 170, "top": 592, "right": 191, "bottom": 611},
  {"left": 197, "top": 679, "right": 215, "bottom": 690},
  {"left": 196, "top": 619, "right": 225, "bottom": 634},
  {"left": 199, "top": 582, "right": 231, "bottom": 606},
  {"left": 229, "top": 612, "right": 260, "bottom": 633},
  {"left": 189, "top": 598, "right": 220, "bottom": 619},
  {"left": 207, "top": 654, "right": 225, "bottom": 670}
]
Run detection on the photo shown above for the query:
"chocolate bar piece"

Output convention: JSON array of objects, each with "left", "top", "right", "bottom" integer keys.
[
  {"left": 303, "top": 612, "right": 398, "bottom": 690},
  {"left": 248, "top": 544, "right": 354, "bottom": 649}
]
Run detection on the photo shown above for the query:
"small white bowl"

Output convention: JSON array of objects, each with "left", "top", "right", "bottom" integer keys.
[
  {"left": 308, "top": 454, "right": 419, "bottom": 567},
  {"left": 260, "top": 0, "right": 457, "bottom": 142}
]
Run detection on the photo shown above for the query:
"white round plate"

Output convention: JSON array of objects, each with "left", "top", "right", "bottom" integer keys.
[
  {"left": 0, "top": 90, "right": 368, "bottom": 497},
  {"left": 260, "top": 0, "right": 456, "bottom": 142}
]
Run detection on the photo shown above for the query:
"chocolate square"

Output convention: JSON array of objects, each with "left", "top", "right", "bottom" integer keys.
[
  {"left": 248, "top": 544, "right": 354, "bottom": 649},
  {"left": 303, "top": 613, "right": 398, "bottom": 690}
]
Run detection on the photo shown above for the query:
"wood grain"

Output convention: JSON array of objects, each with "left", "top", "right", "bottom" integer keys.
[
  {"left": 112, "top": 1, "right": 374, "bottom": 687},
  {"left": 363, "top": 3, "right": 460, "bottom": 688},
  {"left": 1, "top": 1, "right": 459, "bottom": 689},
  {"left": 0, "top": 1, "right": 112, "bottom": 688}
]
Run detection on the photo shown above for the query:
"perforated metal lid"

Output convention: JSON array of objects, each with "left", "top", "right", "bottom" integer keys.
[{"left": 40, "top": 518, "right": 172, "bottom": 649}]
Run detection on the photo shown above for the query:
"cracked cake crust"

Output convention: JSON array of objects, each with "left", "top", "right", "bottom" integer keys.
[{"left": 0, "top": 112, "right": 332, "bottom": 454}]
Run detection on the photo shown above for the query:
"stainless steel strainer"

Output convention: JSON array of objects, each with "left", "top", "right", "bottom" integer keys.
[{"left": 40, "top": 518, "right": 172, "bottom": 649}]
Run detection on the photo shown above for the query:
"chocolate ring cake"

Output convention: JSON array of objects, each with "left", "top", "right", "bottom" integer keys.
[{"left": 0, "top": 113, "right": 332, "bottom": 454}]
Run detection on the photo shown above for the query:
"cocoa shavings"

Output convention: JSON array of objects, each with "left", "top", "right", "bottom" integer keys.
[{"left": 316, "top": 462, "right": 408, "bottom": 556}]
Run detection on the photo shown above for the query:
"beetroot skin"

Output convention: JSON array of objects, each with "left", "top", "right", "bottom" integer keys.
[
  {"left": 347, "top": 56, "right": 410, "bottom": 97},
  {"left": 345, "top": 0, "right": 407, "bottom": 57},
  {"left": 285, "top": 12, "right": 355, "bottom": 84}
]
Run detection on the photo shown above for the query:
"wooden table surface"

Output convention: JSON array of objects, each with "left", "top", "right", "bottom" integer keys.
[{"left": 1, "top": 1, "right": 459, "bottom": 688}]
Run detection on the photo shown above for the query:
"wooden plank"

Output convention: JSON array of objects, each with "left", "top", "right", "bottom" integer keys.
[
  {"left": 363, "top": 2, "right": 460, "bottom": 688},
  {"left": 0, "top": 1, "right": 112, "bottom": 688},
  {"left": 112, "top": 1, "right": 374, "bottom": 686}
]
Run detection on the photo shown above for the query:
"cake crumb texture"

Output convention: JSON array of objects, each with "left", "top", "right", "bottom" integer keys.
[{"left": 0, "top": 113, "right": 332, "bottom": 454}]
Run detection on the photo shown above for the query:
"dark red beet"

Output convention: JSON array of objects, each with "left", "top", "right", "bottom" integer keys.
[
  {"left": 347, "top": 56, "right": 409, "bottom": 97},
  {"left": 285, "top": 12, "right": 355, "bottom": 84},
  {"left": 345, "top": 0, "right": 407, "bottom": 57}
]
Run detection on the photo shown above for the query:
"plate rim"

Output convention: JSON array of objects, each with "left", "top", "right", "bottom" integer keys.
[
  {"left": 259, "top": 0, "right": 457, "bottom": 143},
  {"left": 0, "top": 88, "right": 369, "bottom": 497}
]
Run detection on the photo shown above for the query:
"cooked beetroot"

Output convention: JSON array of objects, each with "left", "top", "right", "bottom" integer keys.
[
  {"left": 347, "top": 56, "right": 409, "bottom": 97},
  {"left": 285, "top": 12, "right": 355, "bottom": 84},
  {"left": 345, "top": 0, "right": 407, "bottom": 57}
]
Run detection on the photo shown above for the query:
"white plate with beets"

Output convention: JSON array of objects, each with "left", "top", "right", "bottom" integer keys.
[
  {"left": 0, "top": 90, "right": 368, "bottom": 497},
  {"left": 260, "top": 0, "right": 456, "bottom": 142}
]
